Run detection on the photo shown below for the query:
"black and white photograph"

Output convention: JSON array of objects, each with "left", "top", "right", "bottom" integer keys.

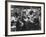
[
  {"left": 11, "top": 6, "right": 41, "bottom": 31},
  {"left": 6, "top": 1, "right": 45, "bottom": 36}
]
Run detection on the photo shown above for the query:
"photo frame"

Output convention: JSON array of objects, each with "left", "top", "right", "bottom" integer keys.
[{"left": 5, "top": 1, "right": 45, "bottom": 36}]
